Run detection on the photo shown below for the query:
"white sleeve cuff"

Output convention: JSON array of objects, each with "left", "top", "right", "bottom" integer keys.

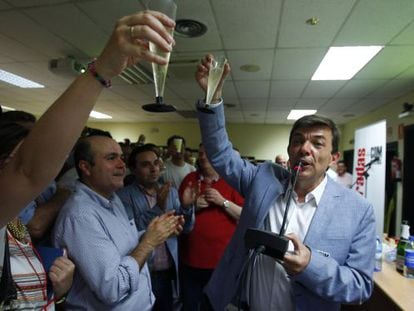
[{"left": 197, "top": 98, "right": 224, "bottom": 109}]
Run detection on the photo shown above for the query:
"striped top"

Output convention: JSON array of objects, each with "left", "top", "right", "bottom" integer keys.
[{"left": 1, "top": 230, "right": 54, "bottom": 310}]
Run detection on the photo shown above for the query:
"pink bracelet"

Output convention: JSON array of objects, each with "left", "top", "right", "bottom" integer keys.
[{"left": 87, "top": 60, "right": 111, "bottom": 88}]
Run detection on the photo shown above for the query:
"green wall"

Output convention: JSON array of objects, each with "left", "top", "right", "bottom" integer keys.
[
  {"left": 89, "top": 89, "right": 414, "bottom": 161},
  {"left": 341, "top": 89, "right": 414, "bottom": 154},
  {"left": 87, "top": 120, "right": 291, "bottom": 161}
]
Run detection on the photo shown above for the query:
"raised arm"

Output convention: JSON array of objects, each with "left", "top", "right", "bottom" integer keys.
[
  {"left": 0, "top": 11, "right": 175, "bottom": 227},
  {"left": 195, "top": 55, "right": 256, "bottom": 195}
]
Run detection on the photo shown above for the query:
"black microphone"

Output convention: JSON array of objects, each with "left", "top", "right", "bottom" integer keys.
[
  {"left": 365, "top": 156, "right": 380, "bottom": 167},
  {"left": 244, "top": 162, "right": 303, "bottom": 260}
]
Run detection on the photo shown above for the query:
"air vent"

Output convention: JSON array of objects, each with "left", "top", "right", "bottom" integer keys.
[
  {"left": 175, "top": 19, "right": 207, "bottom": 38},
  {"left": 119, "top": 64, "right": 153, "bottom": 84},
  {"left": 175, "top": 110, "right": 198, "bottom": 119}
]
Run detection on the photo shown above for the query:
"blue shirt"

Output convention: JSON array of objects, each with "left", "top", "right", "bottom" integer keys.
[
  {"left": 19, "top": 182, "right": 57, "bottom": 224},
  {"left": 117, "top": 182, "right": 195, "bottom": 293},
  {"left": 53, "top": 181, "right": 154, "bottom": 310}
]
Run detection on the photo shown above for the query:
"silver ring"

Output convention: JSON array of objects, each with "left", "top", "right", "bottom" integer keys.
[{"left": 130, "top": 26, "right": 134, "bottom": 40}]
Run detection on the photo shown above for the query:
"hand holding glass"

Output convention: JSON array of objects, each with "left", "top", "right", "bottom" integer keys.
[
  {"left": 205, "top": 56, "right": 227, "bottom": 106},
  {"left": 142, "top": 0, "right": 177, "bottom": 112}
]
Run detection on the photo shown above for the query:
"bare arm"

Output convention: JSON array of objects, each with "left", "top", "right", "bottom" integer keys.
[
  {"left": 27, "top": 187, "right": 71, "bottom": 240},
  {"left": 221, "top": 200, "right": 242, "bottom": 221},
  {"left": 0, "top": 10, "right": 175, "bottom": 227}
]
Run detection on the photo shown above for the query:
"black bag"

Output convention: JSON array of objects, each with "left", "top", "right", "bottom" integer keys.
[{"left": 0, "top": 234, "right": 17, "bottom": 305}]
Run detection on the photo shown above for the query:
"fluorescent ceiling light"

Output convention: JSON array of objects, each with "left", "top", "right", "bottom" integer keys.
[
  {"left": 287, "top": 109, "right": 317, "bottom": 120},
  {"left": 89, "top": 110, "right": 112, "bottom": 119},
  {"left": 0, "top": 69, "right": 44, "bottom": 88},
  {"left": 1, "top": 105, "right": 16, "bottom": 111},
  {"left": 311, "top": 46, "right": 383, "bottom": 80}
]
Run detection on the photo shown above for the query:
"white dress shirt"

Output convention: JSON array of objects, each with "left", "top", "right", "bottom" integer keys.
[{"left": 248, "top": 176, "right": 328, "bottom": 310}]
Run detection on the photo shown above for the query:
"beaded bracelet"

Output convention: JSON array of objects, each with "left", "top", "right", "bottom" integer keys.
[{"left": 87, "top": 60, "right": 112, "bottom": 88}]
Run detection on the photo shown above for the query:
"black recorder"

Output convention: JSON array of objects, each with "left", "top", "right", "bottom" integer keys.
[
  {"left": 243, "top": 162, "right": 303, "bottom": 260},
  {"left": 244, "top": 228, "right": 289, "bottom": 260}
]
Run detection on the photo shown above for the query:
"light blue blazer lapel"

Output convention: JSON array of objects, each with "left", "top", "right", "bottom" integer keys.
[
  {"left": 304, "top": 178, "right": 342, "bottom": 245},
  {"left": 255, "top": 164, "right": 290, "bottom": 228}
]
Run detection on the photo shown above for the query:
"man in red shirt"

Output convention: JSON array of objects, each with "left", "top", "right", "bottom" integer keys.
[{"left": 178, "top": 144, "right": 244, "bottom": 310}]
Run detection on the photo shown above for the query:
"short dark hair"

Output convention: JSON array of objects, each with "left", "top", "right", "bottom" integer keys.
[
  {"left": 0, "top": 110, "right": 36, "bottom": 124},
  {"left": 167, "top": 135, "right": 186, "bottom": 147},
  {"left": 0, "top": 121, "right": 29, "bottom": 165},
  {"left": 81, "top": 127, "right": 112, "bottom": 138},
  {"left": 288, "top": 114, "right": 340, "bottom": 153},
  {"left": 337, "top": 160, "right": 346, "bottom": 166},
  {"left": 128, "top": 144, "right": 159, "bottom": 169},
  {"left": 73, "top": 138, "right": 95, "bottom": 180}
]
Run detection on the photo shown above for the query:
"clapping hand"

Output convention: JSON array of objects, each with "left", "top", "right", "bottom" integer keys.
[
  {"left": 181, "top": 181, "right": 199, "bottom": 208},
  {"left": 157, "top": 182, "right": 171, "bottom": 211},
  {"left": 143, "top": 211, "right": 185, "bottom": 248},
  {"left": 204, "top": 188, "right": 225, "bottom": 206},
  {"left": 196, "top": 195, "right": 209, "bottom": 210}
]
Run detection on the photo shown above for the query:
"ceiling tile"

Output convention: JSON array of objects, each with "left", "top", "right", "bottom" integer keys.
[
  {"left": 268, "top": 98, "right": 297, "bottom": 110},
  {"left": 356, "top": 46, "right": 414, "bottom": 79},
  {"left": 395, "top": 65, "right": 414, "bottom": 79},
  {"left": 264, "top": 110, "right": 290, "bottom": 121},
  {"left": 270, "top": 80, "right": 307, "bottom": 98},
  {"left": 319, "top": 98, "right": 357, "bottom": 113},
  {"left": 368, "top": 79, "right": 414, "bottom": 99},
  {"left": 272, "top": 48, "right": 326, "bottom": 79},
  {"left": 212, "top": 0, "right": 282, "bottom": 49},
  {"left": 279, "top": 0, "right": 356, "bottom": 48},
  {"left": 173, "top": 0, "right": 222, "bottom": 52},
  {"left": 25, "top": 3, "right": 108, "bottom": 57},
  {"left": 0, "top": 11, "right": 74, "bottom": 61},
  {"left": 295, "top": 98, "right": 328, "bottom": 109},
  {"left": 335, "top": 0, "right": 414, "bottom": 45},
  {"left": 227, "top": 49, "right": 274, "bottom": 80},
  {"left": 0, "top": 34, "right": 45, "bottom": 61},
  {"left": 0, "top": 0, "right": 413, "bottom": 125},
  {"left": 334, "top": 79, "right": 388, "bottom": 98},
  {"left": 345, "top": 99, "right": 382, "bottom": 114},
  {"left": 76, "top": 0, "right": 128, "bottom": 33},
  {"left": 240, "top": 98, "right": 267, "bottom": 110},
  {"left": 8, "top": 0, "right": 68, "bottom": 7},
  {"left": 392, "top": 20, "right": 414, "bottom": 45},
  {"left": 235, "top": 81, "right": 270, "bottom": 98},
  {"left": 0, "top": 1, "right": 12, "bottom": 10},
  {"left": 302, "top": 80, "right": 346, "bottom": 98}
]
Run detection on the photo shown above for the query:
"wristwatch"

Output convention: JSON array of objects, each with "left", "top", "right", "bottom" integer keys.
[{"left": 223, "top": 200, "right": 231, "bottom": 209}]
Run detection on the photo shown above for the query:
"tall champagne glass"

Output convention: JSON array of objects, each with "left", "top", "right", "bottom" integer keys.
[
  {"left": 199, "top": 56, "right": 227, "bottom": 114},
  {"left": 142, "top": 0, "right": 177, "bottom": 113}
]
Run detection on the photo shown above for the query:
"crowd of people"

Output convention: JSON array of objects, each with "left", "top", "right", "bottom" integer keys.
[{"left": 0, "top": 7, "right": 375, "bottom": 311}]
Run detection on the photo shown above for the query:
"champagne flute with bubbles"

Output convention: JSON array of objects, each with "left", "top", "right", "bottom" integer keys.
[
  {"left": 142, "top": 0, "right": 177, "bottom": 113},
  {"left": 199, "top": 56, "right": 227, "bottom": 114}
]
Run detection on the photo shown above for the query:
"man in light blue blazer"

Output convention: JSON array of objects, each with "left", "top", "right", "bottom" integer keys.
[
  {"left": 195, "top": 55, "right": 376, "bottom": 310},
  {"left": 117, "top": 144, "right": 195, "bottom": 311}
]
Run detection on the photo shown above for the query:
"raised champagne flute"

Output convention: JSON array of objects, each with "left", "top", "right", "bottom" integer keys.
[
  {"left": 199, "top": 56, "right": 227, "bottom": 114},
  {"left": 142, "top": 0, "right": 177, "bottom": 113}
]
